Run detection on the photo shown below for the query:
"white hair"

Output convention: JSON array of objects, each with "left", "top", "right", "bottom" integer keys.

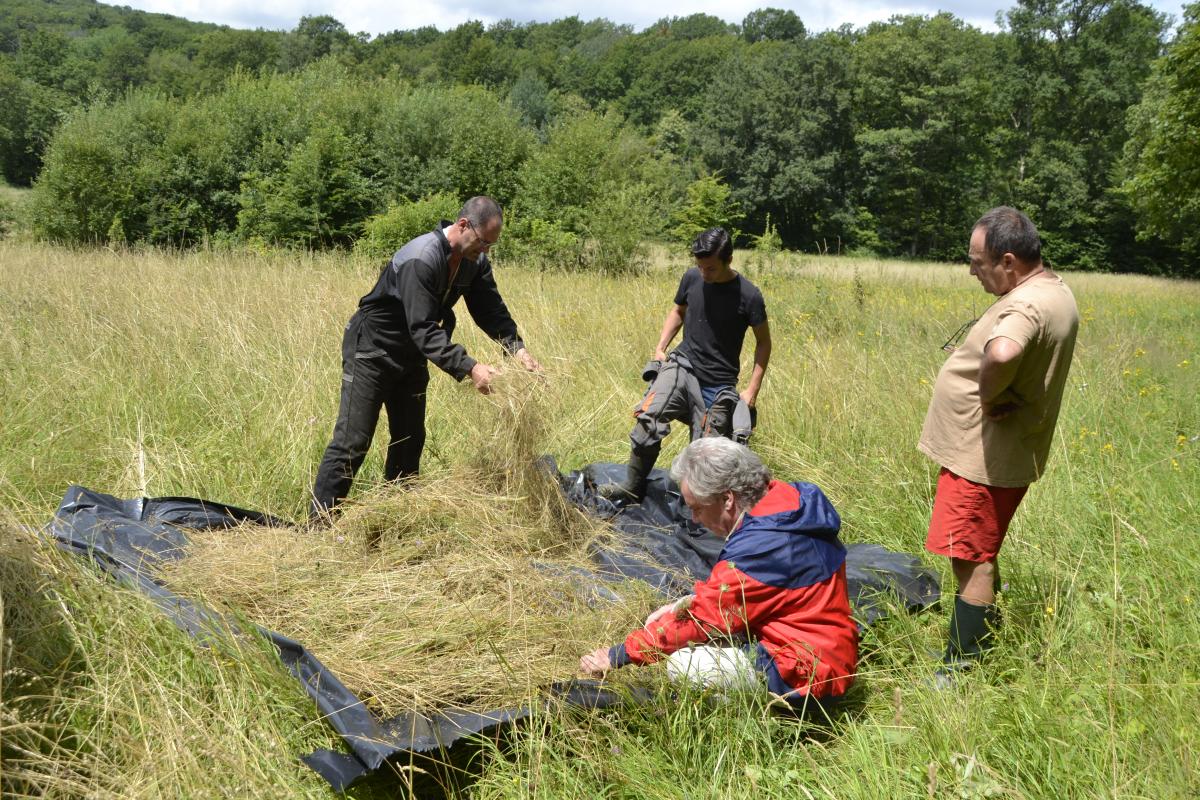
[{"left": 670, "top": 437, "right": 771, "bottom": 511}]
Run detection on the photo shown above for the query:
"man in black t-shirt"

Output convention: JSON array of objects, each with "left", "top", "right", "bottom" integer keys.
[{"left": 599, "top": 228, "right": 771, "bottom": 504}]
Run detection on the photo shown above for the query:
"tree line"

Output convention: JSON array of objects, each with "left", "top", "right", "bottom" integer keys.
[{"left": 3, "top": 0, "right": 1197, "bottom": 274}]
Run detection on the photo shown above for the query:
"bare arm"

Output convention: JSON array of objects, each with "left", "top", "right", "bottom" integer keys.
[
  {"left": 741, "top": 321, "right": 771, "bottom": 407},
  {"left": 979, "top": 335, "right": 1024, "bottom": 419},
  {"left": 653, "top": 304, "right": 687, "bottom": 361}
]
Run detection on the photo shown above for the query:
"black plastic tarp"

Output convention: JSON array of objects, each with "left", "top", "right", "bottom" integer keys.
[
  {"left": 44, "top": 464, "right": 938, "bottom": 791},
  {"left": 566, "top": 462, "right": 941, "bottom": 625}
]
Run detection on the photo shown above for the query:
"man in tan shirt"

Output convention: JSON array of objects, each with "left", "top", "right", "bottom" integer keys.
[{"left": 919, "top": 206, "right": 1078, "bottom": 679}]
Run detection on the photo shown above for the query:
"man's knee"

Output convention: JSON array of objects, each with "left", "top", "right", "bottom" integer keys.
[
  {"left": 951, "top": 557, "right": 997, "bottom": 603},
  {"left": 631, "top": 412, "right": 671, "bottom": 447}
]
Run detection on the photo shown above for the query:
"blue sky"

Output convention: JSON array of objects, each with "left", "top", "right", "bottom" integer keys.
[{"left": 117, "top": 0, "right": 1188, "bottom": 37}]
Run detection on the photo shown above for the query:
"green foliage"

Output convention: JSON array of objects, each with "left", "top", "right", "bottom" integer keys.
[
  {"left": 0, "top": 191, "right": 16, "bottom": 237},
  {"left": 1000, "top": 0, "right": 1169, "bottom": 271},
  {"left": 853, "top": 14, "right": 1002, "bottom": 260},
  {"left": 748, "top": 213, "right": 783, "bottom": 272},
  {"left": 280, "top": 15, "right": 357, "bottom": 72},
  {"left": 237, "top": 128, "right": 379, "bottom": 248},
  {"left": 8, "top": 0, "right": 1193, "bottom": 272},
  {"left": 190, "top": 29, "right": 281, "bottom": 92},
  {"left": 620, "top": 35, "right": 736, "bottom": 125},
  {"left": 668, "top": 173, "right": 743, "bottom": 246},
  {"left": 509, "top": 217, "right": 581, "bottom": 269},
  {"left": 1121, "top": 1, "right": 1200, "bottom": 270},
  {"left": 371, "top": 84, "right": 533, "bottom": 207},
  {"left": 29, "top": 65, "right": 534, "bottom": 249},
  {"left": 29, "top": 99, "right": 145, "bottom": 244},
  {"left": 0, "top": 58, "right": 70, "bottom": 185},
  {"left": 741, "top": 8, "right": 807, "bottom": 42},
  {"left": 511, "top": 110, "right": 678, "bottom": 272},
  {"left": 646, "top": 14, "right": 733, "bottom": 39},
  {"left": 695, "top": 36, "right": 857, "bottom": 252},
  {"left": 354, "top": 192, "right": 462, "bottom": 258}
]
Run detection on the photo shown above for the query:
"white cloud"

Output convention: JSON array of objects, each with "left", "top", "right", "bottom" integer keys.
[{"left": 117, "top": 0, "right": 1185, "bottom": 36}]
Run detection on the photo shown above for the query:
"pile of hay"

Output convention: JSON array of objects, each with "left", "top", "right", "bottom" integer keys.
[{"left": 160, "top": 375, "right": 668, "bottom": 717}]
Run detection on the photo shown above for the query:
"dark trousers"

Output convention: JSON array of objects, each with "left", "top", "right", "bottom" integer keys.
[{"left": 311, "top": 327, "right": 429, "bottom": 516}]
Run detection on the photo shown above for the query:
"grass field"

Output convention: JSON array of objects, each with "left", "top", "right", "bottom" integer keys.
[{"left": 1, "top": 240, "right": 1198, "bottom": 798}]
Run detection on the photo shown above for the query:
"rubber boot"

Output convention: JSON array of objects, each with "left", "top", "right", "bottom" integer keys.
[
  {"left": 931, "top": 597, "right": 999, "bottom": 687},
  {"left": 946, "top": 597, "right": 1000, "bottom": 664},
  {"left": 597, "top": 448, "right": 657, "bottom": 504}
]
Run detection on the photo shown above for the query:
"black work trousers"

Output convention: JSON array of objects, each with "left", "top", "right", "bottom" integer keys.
[{"left": 311, "top": 324, "right": 429, "bottom": 516}]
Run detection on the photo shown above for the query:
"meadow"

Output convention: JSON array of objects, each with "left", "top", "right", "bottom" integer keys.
[{"left": 1, "top": 240, "right": 1197, "bottom": 798}]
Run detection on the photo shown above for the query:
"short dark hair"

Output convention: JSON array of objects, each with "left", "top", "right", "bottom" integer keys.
[
  {"left": 459, "top": 196, "right": 503, "bottom": 228},
  {"left": 974, "top": 206, "right": 1041, "bottom": 264},
  {"left": 691, "top": 227, "right": 733, "bottom": 264}
]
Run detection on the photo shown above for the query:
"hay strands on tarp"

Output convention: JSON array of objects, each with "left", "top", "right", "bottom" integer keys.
[
  {"left": 43, "top": 465, "right": 939, "bottom": 791},
  {"left": 42, "top": 486, "right": 637, "bottom": 792}
]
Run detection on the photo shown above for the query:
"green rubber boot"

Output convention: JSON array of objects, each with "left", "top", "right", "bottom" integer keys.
[{"left": 597, "top": 448, "right": 657, "bottom": 504}]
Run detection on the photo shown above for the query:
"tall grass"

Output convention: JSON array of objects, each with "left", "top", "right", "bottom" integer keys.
[{"left": 1, "top": 241, "right": 1197, "bottom": 797}]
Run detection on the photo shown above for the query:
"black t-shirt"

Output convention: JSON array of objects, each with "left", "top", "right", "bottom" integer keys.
[{"left": 673, "top": 268, "right": 767, "bottom": 386}]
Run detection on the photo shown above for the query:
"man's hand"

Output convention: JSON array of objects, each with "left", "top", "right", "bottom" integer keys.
[
  {"left": 654, "top": 348, "right": 669, "bottom": 362},
  {"left": 643, "top": 594, "right": 692, "bottom": 629},
  {"left": 739, "top": 388, "right": 758, "bottom": 409},
  {"left": 579, "top": 647, "right": 613, "bottom": 677},
  {"left": 643, "top": 600, "right": 678, "bottom": 630},
  {"left": 470, "top": 363, "right": 498, "bottom": 394},
  {"left": 514, "top": 347, "right": 542, "bottom": 373}
]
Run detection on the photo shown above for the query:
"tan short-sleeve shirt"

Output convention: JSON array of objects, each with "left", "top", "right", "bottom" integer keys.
[{"left": 919, "top": 272, "right": 1079, "bottom": 488}]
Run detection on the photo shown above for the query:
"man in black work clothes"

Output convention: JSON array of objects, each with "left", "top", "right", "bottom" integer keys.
[
  {"left": 310, "top": 196, "right": 541, "bottom": 519},
  {"left": 599, "top": 227, "right": 771, "bottom": 503}
]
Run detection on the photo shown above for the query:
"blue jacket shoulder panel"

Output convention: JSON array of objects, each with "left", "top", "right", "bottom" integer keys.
[{"left": 718, "top": 482, "right": 846, "bottom": 590}]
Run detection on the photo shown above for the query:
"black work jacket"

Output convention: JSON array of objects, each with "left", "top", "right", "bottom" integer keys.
[{"left": 352, "top": 224, "right": 524, "bottom": 380}]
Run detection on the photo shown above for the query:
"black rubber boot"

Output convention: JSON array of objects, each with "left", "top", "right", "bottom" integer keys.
[
  {"left": 945, "top": 596, "right": 1000, "bottom": 664},
  {"left": 597, "top": 448, "right": 658, "bottom": 504},
  {"left": 930, "top": 597, "right": 999, "bottom": 687}
]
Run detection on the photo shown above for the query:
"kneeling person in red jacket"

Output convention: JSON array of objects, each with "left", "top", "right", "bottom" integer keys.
[{"left": 579, "top": 437, "right": 858, "bottom": 707}]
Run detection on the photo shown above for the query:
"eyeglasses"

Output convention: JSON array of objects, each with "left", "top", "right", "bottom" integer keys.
[
  {"left": 468, "top": 221, "right": 499, "bottom": 248},
  {"left": 941, "top": 317, "right": 978, "bottom": 353}
]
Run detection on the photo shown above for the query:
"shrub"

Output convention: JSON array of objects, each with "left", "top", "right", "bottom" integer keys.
[
  {"left": 354, "top": 192, "right": 461, "bottom": 258},
  {"left": 0, "top": 192, "right": 16, "bottom": 238},
  {"left": 748, "top": 213, "right": 783, "bottom": 272},
  {"left": 371, "top": 84, "right": 533, "bottom": 207},
  {"left": 29, "top": 101, "right": 144, "bottom": 244},
  {"left": 501, "top": 216, "right": 582, "bottom": 269},
  {"left": 512, "top": 110, "right": 681, "bottom": 272},
  {"left": 668, "top": 173, "right": 743, "bottom": 246},
  {"left": 236, "top": 126, "right": 379, "bottom": 248}
]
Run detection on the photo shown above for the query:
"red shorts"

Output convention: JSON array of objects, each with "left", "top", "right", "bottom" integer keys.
[{"left": 925, "top": 468, "right": 1028, "bottom": 563}]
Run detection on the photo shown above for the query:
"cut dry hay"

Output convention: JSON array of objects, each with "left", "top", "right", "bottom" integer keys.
[{"left": 160, "top": 373, "right": 670, "bottom": 718}]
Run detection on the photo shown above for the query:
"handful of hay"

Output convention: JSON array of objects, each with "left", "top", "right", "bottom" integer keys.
[{"left": 161, "top": 374, "right": 668, "bottom": 717}]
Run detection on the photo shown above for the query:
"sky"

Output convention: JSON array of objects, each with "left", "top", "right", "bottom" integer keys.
[{"left": 115, "top": 0, "right": 1189, "bottom": 37}]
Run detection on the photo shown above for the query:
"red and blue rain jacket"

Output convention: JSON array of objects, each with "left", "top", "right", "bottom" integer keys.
[{"left": 609, "top": 480, "right": 858, "bottom": 701}]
